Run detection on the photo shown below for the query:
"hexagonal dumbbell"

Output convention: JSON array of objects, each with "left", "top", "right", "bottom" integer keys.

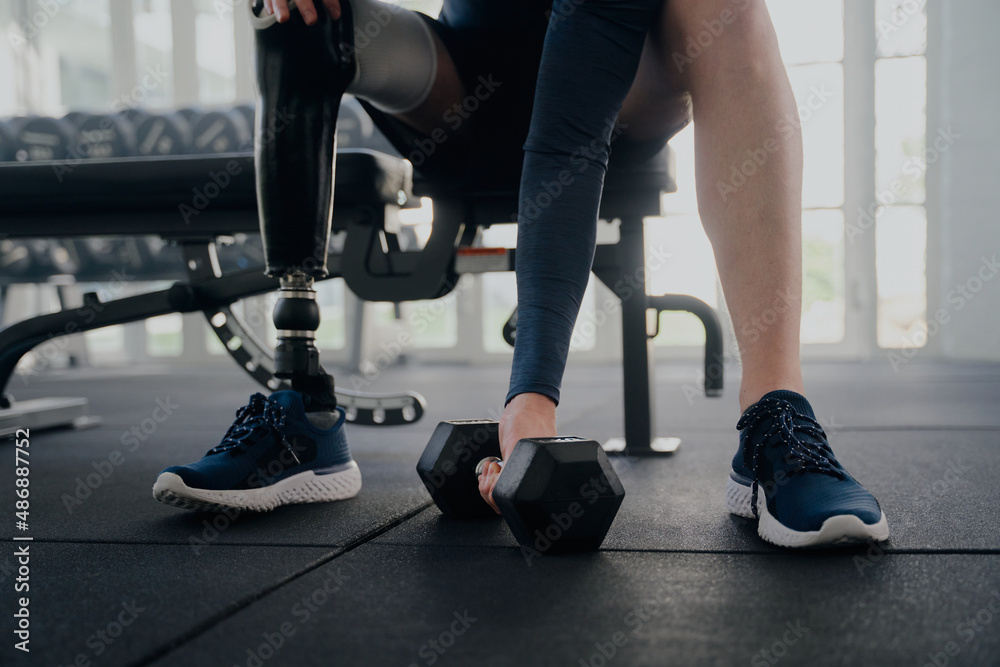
[
  {"left": 416, "top": 421, "right": 625, "bottom": 553},
  {"left": 416, "top": 420, "right": 502, "bottom": 520}
]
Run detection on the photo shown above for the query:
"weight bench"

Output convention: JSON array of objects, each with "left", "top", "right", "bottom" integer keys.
[{"left": 0, "top": 144, "right": 722, "bottom": 452}]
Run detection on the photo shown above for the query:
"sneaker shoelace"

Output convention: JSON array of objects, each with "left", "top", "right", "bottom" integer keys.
[
  {"left": 736, "top": 398, "right": 844, "bottom": 518},
  {"left": 207, "top": 393, "right": 301, "bottom": 464}
]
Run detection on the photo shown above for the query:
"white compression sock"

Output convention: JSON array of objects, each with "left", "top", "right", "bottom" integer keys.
[{"left": 344, "top": 0, "right": 438, "bottom": 114}]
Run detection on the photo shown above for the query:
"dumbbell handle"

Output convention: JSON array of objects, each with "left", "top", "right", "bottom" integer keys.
[{"left": 474, "top": 457, "right": 503, "bottom": 476}]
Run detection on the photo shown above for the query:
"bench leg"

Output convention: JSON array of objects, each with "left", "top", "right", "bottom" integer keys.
[
  {"left": 620, "top": 258, "right": 659, "bottom": 454},
  {"left": 593, "top": 214, "right": 680, "bottom": 455}
]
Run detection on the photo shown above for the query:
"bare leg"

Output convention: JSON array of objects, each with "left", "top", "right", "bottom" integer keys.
[{"left": 620, "top": 0, "right": 805, "bottom": 412}]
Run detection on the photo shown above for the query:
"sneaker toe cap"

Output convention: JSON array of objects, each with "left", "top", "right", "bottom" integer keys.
[
  {"left": 774, "top": 477, "right": 883, "bottom": 532},
  {"left": 159, "top": 464, "right": 222, "bottom": 491}
]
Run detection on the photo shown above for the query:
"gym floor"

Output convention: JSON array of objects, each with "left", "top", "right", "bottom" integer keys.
[{"left": 2, "top": 359, "right": 999, "bottom": 666}]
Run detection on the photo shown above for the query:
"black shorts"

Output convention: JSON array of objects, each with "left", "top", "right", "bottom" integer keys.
[{"left": 359, "top": 2, "right": 671, "bottom": 194}]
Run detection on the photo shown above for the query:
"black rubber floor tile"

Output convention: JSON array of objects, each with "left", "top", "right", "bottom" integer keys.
[
  {"left": 150, "top": 545, "right": 1000, "bottom": 667},
  {"left": 0, "top": 542, "right": 333, "bottom": 667}
]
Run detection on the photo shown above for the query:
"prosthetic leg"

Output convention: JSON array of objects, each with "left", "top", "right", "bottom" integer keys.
[{"left": 250, "top": 0, "right": 355, "bottom": 413}]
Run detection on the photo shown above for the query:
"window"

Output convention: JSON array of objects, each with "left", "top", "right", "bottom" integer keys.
[
  {"left": 36, "top": 0, "right": 114, "bottom": 113},
  {"left": 195, "top": 0, "right": 237, "bottom": 105},
  {"left": 133, "top": 0, "right": 174, "bottom": 108},
  {"left": 873, "top": 0, "right": 929, "bottom": 348},
  {"left": 0, "top": 3, "right": 17, "bottom": 115}
]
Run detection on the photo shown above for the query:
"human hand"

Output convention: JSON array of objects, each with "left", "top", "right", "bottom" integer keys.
[
  {"left": 262, "top": 0, "right": 343, "bottom": 24},
  {"left": 477, "top": 457, "right": 503, "bottom": 515}
]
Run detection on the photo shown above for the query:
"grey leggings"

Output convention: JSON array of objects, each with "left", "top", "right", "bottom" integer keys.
[{"left": 507, "top": 0, "right": 662, "bottom": 405}]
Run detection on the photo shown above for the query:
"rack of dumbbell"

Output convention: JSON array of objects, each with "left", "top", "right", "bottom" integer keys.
[{"left": 0, "top": 97, "right": 395, "bottom": 286}]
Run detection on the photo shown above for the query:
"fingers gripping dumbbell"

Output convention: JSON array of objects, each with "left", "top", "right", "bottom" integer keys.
[{"left": 417, "top": 421, "right": 625, "bottom": 553}]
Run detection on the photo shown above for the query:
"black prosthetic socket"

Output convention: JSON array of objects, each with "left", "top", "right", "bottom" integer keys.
[
  {"left": 251, "top": 0, "right": 355, "bottom": 278},
  {"left": 252, "top": 1, "right": 355, "bottom": 412}
]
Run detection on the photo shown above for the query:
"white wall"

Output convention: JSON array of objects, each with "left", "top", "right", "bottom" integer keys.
[{"left": 927, "top": 0, "right": 1000, "bottom": 360}]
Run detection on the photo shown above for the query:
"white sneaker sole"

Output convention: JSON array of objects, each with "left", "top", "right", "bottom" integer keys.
[
  {"left": 152, "top": 462, "right": 362, "bottom": 512},
  {"left": 725, "top": 473, "right": 889, "bottom": 548}
]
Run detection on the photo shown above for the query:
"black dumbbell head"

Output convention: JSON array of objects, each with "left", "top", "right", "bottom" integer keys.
[
  {"left": 176, "top": 107, "right": 204, "bottom": 125},
  {"left": 493, "top": 437, "right": 625, "bottom": 553},
  {"left": 191, "top": 110, "right": 251, "bottom": 154},
  {"left": 417, "top": 420, "right": 502, "bottom": 520},
  {"left": 72, "top": 114, "right": 138, "bottom": 159},
  {"left": 13, "top": 116, "right": 75, "bottom": 161},
  {"left": 120, "top": 107, "right": 151, "bottom": 127},
  {"left": 62, "top": 111, "right": 87, "bottom": 127},
  {"left": 0, "top": 119, "right": 14, "bottom": 161},
  {"left": 0, "top": 240, "right": 33, "bottom": 276},
  {"left": 135, "top": 113, "right": 193, "bottom": 156}
]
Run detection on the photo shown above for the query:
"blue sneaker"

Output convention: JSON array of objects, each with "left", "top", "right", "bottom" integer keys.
[
  {"left": 725, "top": 390, "right": 889, "bottom": 548},
  {"left": 153, "top": 391, "right": 361, "bottom": 512}
]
